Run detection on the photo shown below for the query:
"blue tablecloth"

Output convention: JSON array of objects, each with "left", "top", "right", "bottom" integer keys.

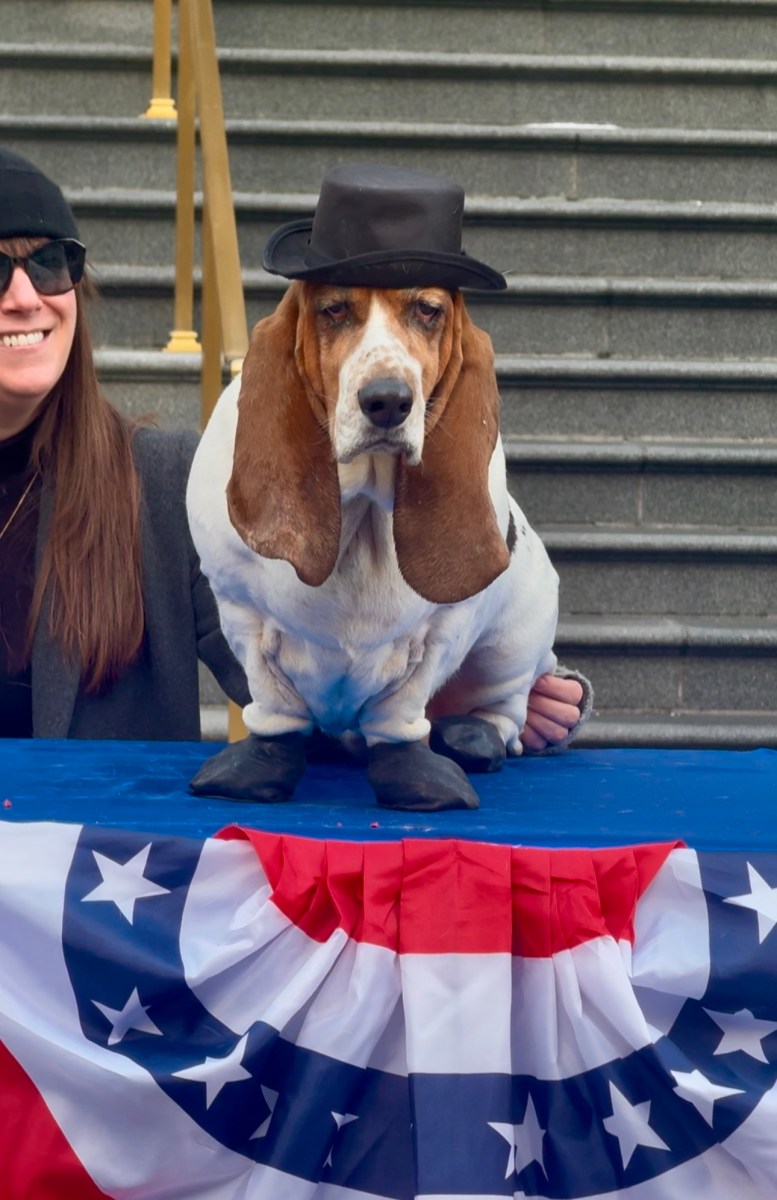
[
  {"left": 3, "top": 739, "right": 777, "bottom": 1197},
  {"left": 1, "top": 738, "right": 775, "bottom": 850}
]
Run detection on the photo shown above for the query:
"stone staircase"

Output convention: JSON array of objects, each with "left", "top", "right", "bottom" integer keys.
[{"left": 4, "top": 0, "right": 776, "bottom": 746}]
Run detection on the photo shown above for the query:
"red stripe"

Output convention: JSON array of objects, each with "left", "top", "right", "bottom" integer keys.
[
  {"left": 0, "top": 1042, "right": 111, "bottom": 1200},
  {"left": 217, "top": 828, "right": 681, "bottom": 956},
  {"left": 508, "top": 842, "right": 679, "bottom": 957}
]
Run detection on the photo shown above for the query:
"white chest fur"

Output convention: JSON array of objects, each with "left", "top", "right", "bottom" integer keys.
[{"left": 226, "top": 453, "right": 477, "bottom": 734}]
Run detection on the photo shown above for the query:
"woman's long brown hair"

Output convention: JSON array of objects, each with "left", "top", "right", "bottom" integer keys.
[{"left": 10, "top": 243, "right": 147, "bottom": 692}]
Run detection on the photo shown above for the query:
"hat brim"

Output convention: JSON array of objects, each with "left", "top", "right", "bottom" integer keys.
[{"left": 262, "top": 219, "right": 507, "bottom": 292}]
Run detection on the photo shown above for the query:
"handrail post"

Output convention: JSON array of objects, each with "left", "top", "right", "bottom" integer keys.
[
  {"left": 155, "top": 0, "right": 250, "bottom": 741},
  {"left": 189, "top": 0, "right": 248, "bottom": 384},
  {"left": 141, "top": 0, "right": 177, "bottom": 119},
  {"left": 228, "top": 702, "right": 248, "bottom": 742},
  {"left": 164, "top": 0, "right": 200, "bottom": 353},
  {"left": 202, "top": 185, "right": 248, "bottom": 740}
]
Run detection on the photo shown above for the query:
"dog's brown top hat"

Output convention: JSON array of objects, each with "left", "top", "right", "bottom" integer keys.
[{"left": 262, "top": 162, "right": 507, "bottom": 291}]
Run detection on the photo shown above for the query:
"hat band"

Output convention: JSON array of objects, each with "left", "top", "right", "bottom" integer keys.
[{"left": 263, "top": 218, "right": 507, "bottom": 291}]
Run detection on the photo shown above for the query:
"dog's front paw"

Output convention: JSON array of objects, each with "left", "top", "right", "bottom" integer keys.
[
  {"left": 190, "top": 732, "right": 307, "bottom": 803},
  {"left": 367, "top": 741, "right": 480, "bottom": 812},
  {"left": 429, "top": 715, "right": 506, "bottom": 773}
]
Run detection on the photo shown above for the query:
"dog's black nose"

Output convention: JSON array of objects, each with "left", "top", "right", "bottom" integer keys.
[{"left": 358, "top": 378, "right": 413, "bottom": 429}]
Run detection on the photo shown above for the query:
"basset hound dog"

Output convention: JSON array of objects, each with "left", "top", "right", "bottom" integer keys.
[{"left": 186, "top": 164, "right": 560, "bottom": 811}]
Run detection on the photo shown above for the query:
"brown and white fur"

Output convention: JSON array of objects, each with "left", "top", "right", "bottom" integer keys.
[{"left": 187, "top": 282, "right": 559, "bottom": 782}]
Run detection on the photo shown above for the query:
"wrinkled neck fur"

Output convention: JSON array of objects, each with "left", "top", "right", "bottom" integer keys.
[{"left": 336, "top": 453, "right": 397, "bottom": 561}]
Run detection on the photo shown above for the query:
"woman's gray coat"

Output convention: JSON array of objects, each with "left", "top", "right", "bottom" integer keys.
[{"left": 31, "top": 427, "right": 250, "bottom": 740}]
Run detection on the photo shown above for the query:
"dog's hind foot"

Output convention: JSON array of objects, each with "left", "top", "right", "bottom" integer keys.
[
  {"left": 189, "top": 732, "right": 307, "bottom": 803},
  {"left": 367, "top": 741, "right": 480, "bottom": 812},
  {"left": 429, "top": 715, "right": 506, "bottom": 773}
]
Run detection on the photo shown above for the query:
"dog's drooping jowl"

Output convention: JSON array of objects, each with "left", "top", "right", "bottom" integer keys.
[{"left": 186, "top": 165, "right": 560, "bottom": 811}]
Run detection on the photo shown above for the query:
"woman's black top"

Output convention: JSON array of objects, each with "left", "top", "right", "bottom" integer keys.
[{"left": 0, "top": 420, "right": 41, "bottom": 737}]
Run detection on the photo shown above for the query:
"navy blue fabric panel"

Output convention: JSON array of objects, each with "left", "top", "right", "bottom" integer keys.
[{"left": 0, "top": 740, "right": 775, "bottom": 850}]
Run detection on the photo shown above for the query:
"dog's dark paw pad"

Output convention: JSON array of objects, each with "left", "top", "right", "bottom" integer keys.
[
  {"left": 190, "top": 732, "right": 307, "bottom": 803},
  {"left": 429, "top": 715, "right": 506, "bottom": 773},
  {"left": 367, "top": 741, "right": 480, "bottom": 812}
]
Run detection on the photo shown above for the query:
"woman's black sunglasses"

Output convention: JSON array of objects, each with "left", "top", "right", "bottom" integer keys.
[{"left": 0, "top": 239, "right": 86, "bottom": 297}]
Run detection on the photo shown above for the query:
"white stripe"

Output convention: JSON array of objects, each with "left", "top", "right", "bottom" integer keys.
[
  {"left": 631, "top": 848, "right": 709, "bottom": 997},
  {"left": 293, "top": 937, "right": 404, "bottom": 1070},
  {"left": 179, "top": 837, "right": 272, "bottom": 980},
  {"left": 181, "top": 839, "right": 407, "bottom": 1073},
  {"left": 401, "top": 951, "right": 514, "bottom": 1073},
  {"left": 511, "top": 936, "right": 653, "bottom": 1079},
  {"left": 631, "top": 848, "right": 710, "bottom": 1039},
  {"left": 182, "top": 839, "right": 353, "bottom": 1034}
]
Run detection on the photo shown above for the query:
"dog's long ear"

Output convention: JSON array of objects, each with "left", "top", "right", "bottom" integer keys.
[
  {"left": 227, "top": 283, "right": 341, "bottom": 587},
  {"left": 393, "top": 294, "right": 510, "bottom": 604}
]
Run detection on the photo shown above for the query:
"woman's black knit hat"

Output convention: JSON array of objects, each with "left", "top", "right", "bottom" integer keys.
[{"left": 0, "top": 147, "right": 80, "bottom": 241}]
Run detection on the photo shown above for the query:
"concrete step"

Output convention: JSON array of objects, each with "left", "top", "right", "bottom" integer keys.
[
  {"left": 212, "top": 50, "right": 777, "bottom": 132},
  {"left": 9, "top": 0, "right": 776, "bottom": 66},
  {"left": 210, "top": 0, "right": 777, "bottom": 62},
  {"left": 93, "top": 348, "right": 777, "bottom": 445},
  {"left": 505, "top": 439, "right": 777, "bottom": 530},
  {"left": 81, "top": 263, "right": 777, "bottom": 361},
  {"left": 94, "top": 349, "right": 203, "bottom": 428},
  {"left": 465, "top": 276, "right": 777, "bottom": 358},
  {"left": 497, "top": 356, "right": 777, "bottom": 441},
  {"left": 0, "top": 45, "right": 154, "bottom": 119},
  {"left": 3, "top": 0, "right": 153, "bottom": 45},
  {"left": 545, "top": 525, "right": 777, "bottom": 618},
  {"left": 0, "top": 118, "right": 178, "bottom": 192},
  {"left": 575, "top": 712, "right": 777, "bottom": 750},
  {"left": 70, "top": 189, "right": 179, "bottom": 269},
  {"left": 201, "top": 704, "right": 229, "bottom": 742},
  {"left": 475, "top": 197, "right": 777, "bottom": 281},
  {"left": 554, "top": 614, "right": 777, "bottom": 716},
  {"left": 68, "top": 188, "right": 777, "bottom": 281},
  {"left": 8, "top": 115, "right": 777, "bottom": 203},
  {"left": 9, "top": 42, "right": 777, "bottom": 130}
]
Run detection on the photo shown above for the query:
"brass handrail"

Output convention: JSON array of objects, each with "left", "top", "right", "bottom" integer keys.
[
  {"left": 163, "top": 0, "right": 199, "bottom": 353},
  {"left": 147, "top": 0, "right": 249, "bottom": 737},
  {"left": 146, "top": 0, "right": 248, "bottom": 420},
  {"left": 186, "top": 0, "right": 248, "bottom": 413},
  {"left": 141, "top": 0, "right": 177, "bottom": 119}
]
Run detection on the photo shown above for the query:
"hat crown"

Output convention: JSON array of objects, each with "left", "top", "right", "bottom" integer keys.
[
  {"left": 262, "top": 162, "right": 506, "bottom": 291},
  {"left": 308, "top": 164, "right": 464, "bottom": 264}
]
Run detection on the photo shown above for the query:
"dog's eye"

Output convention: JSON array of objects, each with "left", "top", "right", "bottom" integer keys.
[
  {"left": 413, "top": 300, "right": 442, "bottom": 325},
  {"left": 319, "top": 301, "right": 349, "bottom": 324}
]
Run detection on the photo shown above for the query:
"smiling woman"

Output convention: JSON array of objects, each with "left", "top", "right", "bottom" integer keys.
[{"left": 0, "top": 147, "right": 249, "bottom": 740}]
